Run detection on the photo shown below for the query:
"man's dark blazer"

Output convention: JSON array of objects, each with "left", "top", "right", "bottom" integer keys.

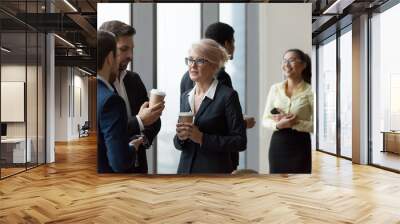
[
  {"left": 97, "top": 79, "right": 136, "bottom": 173},
  {"left": 180, "top": 68, "right": 240, "bottom": 170},
  {"left": 173, "top": 82, "right": 247, "bottom": 174},
  {"left": 123, "top": 71, "right": 161, "bottom": 173}
]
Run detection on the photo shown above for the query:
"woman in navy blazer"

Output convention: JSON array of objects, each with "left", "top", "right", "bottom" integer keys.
[{"left": 174, "top": 39, "right": 247, "bottom": 174}]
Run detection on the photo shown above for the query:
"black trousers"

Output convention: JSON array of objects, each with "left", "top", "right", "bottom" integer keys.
[{"left": 269, "top": 128, "right": 311, "bottom": 173}]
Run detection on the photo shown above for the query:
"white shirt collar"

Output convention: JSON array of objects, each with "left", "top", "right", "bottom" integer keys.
[
  {"left": 113, "top": 70, "right": 127, "bottom": 88},
  {"left": 112, "top": 70, "right": 133, "bottom": 121},
  {"left": 120, "top": 70, "right": 128, "bottom": 81},
  {"left": 279, "top": 80, "right": 309, "bottom": 98},
  {"left": 97, "top": 75, "right": 114, "bottom": 92},
  {"left": 204, "top": 78, "right": 219, "bottom": 100},
  {"left": 187, "top": 79, "right": 219, "bottom": 113},
  {"left": 188, "top": 78, "right": 219, "bottom": 99}
]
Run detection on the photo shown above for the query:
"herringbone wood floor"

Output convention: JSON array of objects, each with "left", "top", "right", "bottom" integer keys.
[{"left": 1, "top": 135, "right": 400, "bottom": 223}]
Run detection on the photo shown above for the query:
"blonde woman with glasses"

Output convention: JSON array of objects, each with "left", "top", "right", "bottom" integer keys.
[
  {"left": 263, "top": 49, "right": 313, "bottom": 174},
  {"left": 174, "top": 39, "right": 247, "bottom": 174}
]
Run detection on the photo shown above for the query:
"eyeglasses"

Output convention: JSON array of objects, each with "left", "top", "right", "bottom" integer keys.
[
  {"left": 282, "top": 58, "right": 301, "bottom": 65},
  {"left": 185, "top": 57, "right": 209, "bottom": 66}
]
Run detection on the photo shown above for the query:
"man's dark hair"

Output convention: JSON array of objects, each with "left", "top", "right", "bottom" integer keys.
[
  {"left": 99, "top": 20, "right": 136, "bottom": 39},
  {"left": 97, "top": 30, "right": 116, "bottom": 70},
  {"left": 205, "top": 22, "right": 234, "bottom": 46}
]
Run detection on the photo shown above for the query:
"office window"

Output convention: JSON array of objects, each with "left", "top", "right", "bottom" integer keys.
[
  {"left": 371, "top": 3, "right": 400, "bottom": 171},
  {"left": 339, "top": 29, "right": 352, "bottom": 158},
  {"left": 97, "top": 3, "right": 132, "bottom": 79},
  {"left": 219, "top": 3, "right": 246, "bottom": 110},
  {"left": 156, "top": 3, "right": 201, "bottom": 173},
  {"left": 97, "top": 3, "right": 130, "bottom": 29},
  {"left": 317, "top": 37, "right": 337, "bottom": 155},
  {"left": 219, "top": 3, "right": 246, "bottom": 169}
]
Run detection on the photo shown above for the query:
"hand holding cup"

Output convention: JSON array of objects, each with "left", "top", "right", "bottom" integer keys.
[
  {"left": 243, "top": 114, "right": 256, "bottom": 129},
  {"left": 149, "top": 89, "right": 166, "bottom": 108},
  {"left": 138, "top": 91, "right": 165, "bottom": 126}
]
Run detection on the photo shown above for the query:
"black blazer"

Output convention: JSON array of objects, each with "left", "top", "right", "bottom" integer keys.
[
  {"left": 173, "top": 83, "right": 247, "bottom": 174},
  {"left": 97, "top": 79, "right": 135, "bottom": 173},
  {"left": 180, "top": 68, "right": 240, "bottom": 170},
  {"left": 123, "top": 71, "right": 161, "bottom": 173}
]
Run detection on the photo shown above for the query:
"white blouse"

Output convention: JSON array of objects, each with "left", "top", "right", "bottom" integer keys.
[{"left": 262, "top": 80, "right": 314, "bottom": 133}]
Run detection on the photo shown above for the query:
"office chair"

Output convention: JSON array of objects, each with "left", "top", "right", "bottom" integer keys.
[{"left": 79, "top": 121, "right": 90, "bottom": 138}]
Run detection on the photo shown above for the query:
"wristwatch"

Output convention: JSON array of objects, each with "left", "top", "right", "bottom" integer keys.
[
  {"left": 141, "top": 135, "right": 151, "bottom": 149},
  {"left": 131, "top": 134, "right": 151, "bottom": 149}
]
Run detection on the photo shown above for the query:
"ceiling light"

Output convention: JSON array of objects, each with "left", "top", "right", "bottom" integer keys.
[
  {"left": 63, "top": 0, "right": 78, "bottom": 12},
  {"left": 78, "top": 67, "right": 93, "bottom": 76},
  {"left": 54, "top": 34, "right": 75, "bottom": 48},
  {"left": 1, "top": 47, "right": 11, "bottom": 53},
  {"left": 323, "top": 0, "right": 354, "bottom": 15},
  {"left": 76, "top": 48, "right": 87, "bottom": 55}
]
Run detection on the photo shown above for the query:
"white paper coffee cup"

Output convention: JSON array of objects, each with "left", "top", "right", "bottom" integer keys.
[
  {"left": 179, "top": 112, "right": 194, "bottom": 123},
  {"left": 149, "top": 89, "right": 166, "bottom": 107}
]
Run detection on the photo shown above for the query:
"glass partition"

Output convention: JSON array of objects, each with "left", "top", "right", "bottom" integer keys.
[
  {"left": 0, "top": 1, "right": 46, "bottom": 179},
  {"left": 1, "top": 31, "right": 28, "bottom": 177}
]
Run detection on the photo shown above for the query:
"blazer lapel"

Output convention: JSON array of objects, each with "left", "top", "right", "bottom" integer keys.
[
  {"left": 123, "top": 73, "right": 136, "bottom": 113},
  {"left": 182, "top": 96, "right": 192, "bottom": 112}
]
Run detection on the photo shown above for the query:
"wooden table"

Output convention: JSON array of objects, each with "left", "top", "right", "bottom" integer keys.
[
  {"left": 0, "top": 138, "right": 32, "bottom": 165},
  {"left": 381, "top": 131, "right": 400, "bottom": 154}
]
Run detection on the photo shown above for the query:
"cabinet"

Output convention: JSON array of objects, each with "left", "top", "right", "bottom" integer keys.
[{"left": 382, "top": 132, "right": 400, "bottom": 154}]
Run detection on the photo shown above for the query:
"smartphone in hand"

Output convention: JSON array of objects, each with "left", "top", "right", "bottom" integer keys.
[{"left": 270, "top": 108, "right": 280, "bottom": 115}]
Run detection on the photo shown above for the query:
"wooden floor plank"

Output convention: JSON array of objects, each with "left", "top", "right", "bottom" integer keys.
[{"left": 0, "top": 135, "right": 400, "bottom": 223}]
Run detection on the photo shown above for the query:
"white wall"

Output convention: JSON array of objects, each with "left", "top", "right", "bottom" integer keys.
[
  {"left": 1, "top": 66, "right": 26, "bottom": 125},
  {"left": 55, "top": 66, "right": 68, "bottom": 141},
  {"left": 55, "top": 67, "right": 89, "bottom": 141},
  {"left": 1, "top": 65, "right": 38, "bottom": 137},
  {"left": 72, "top": 73, "right": 89, "bottom": 138},
  {"left": 79, "top": 75, "right": 89, "bottom": 129},
  {"left": 258, "top": 3, "right": 312, "bottom": 173}
]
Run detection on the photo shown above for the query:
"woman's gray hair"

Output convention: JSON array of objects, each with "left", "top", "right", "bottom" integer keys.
[{"left": 189, "top": 38, "right": 229, "bottom": 69}]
